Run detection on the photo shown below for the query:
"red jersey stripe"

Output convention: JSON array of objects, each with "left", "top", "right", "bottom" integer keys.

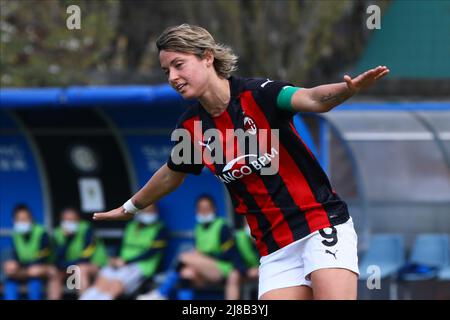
[{"left": 212, "top": 111, "right": 238, "bottom": 166}]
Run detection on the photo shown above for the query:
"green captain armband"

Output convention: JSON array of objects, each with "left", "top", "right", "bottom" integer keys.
[{"left": 276, "top": 86, "right": 301, "bottom": 112}]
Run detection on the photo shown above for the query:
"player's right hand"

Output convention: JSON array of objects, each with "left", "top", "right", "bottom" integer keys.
[{"left": 93, "top": 206, "right": 134, "bottom": 221}]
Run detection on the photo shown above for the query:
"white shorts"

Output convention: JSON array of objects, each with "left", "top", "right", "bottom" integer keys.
[
  {"left": 258, "top": 217, "right": 359, "bottom": 299},
  {"left": 100, "top": 263, "right": 145, "bottom": 295}
]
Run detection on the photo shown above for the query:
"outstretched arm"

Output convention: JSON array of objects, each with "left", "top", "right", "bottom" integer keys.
[
  {"left": 290, "top": 66, "right": 389, "bottom": 113},
  {"left": 93, "top": 164, "right": 186, "bottom": 221}
]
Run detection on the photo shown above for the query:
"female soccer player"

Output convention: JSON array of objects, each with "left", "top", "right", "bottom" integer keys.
[{"left": 94, "top": 24, "right": 389, "bottom": 300}]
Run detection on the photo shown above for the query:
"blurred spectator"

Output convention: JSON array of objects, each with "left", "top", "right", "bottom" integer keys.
[
  {"left": 79, "top": 203, "right": 167, "bottom": 300},
  {"left": 2, "top": 204, "right": 52, "bottom": 300},
  {"left": 233, "top": 219, "right": 260, "bottom": 299},
  {"left": 138, "top": 194, "right": 247, "bottom": 300},
  {"left": 47, "top": 207, "right": 108, "bottom": 299}
]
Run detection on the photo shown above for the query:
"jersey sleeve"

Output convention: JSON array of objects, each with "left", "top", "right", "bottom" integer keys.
[
  {"left": 252, "top": 79, "right": 299, "bottom": 120},
  {"left": 167, "top": 110, "right": 205, "bottom": 175}
]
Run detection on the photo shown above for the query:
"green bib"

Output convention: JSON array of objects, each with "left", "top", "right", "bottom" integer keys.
[
  {"left": 235, "top": 230, "right": 259, "bottom": 268},
  {"left": 91, "top": 238, "right": 108, "bottom": 267},
  {"left": 13, "top": 224, "right": 46, "bottom": 264},
  {"left": 195, "top": 218, "right": 225, "bottom": 255},
  {"left": 195, "top": 218, "right": 233, "bottom": 277},
  {"left": 54, "top": 221, "right": 108, "bottom": 267},
  {"left": 120, "top": 221, "right": 164, "bottom": 277}
]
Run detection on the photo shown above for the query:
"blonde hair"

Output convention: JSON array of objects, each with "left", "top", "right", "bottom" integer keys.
[{"left": 156, "top": 24, "right": 238, "bottom": 78}]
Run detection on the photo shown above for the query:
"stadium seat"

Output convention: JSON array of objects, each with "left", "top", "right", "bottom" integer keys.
[
  {"left": 358, "top": 234, "right": 405, "bottom": 300},
  {"left": 359, "top": 234, "right": 405, "bottom": 280},
  {"left": 438, "top": 266, "right": 450, "bottom": 280},
  {"left": 399, "top": 234, "right": 449, "bottom": 281}
]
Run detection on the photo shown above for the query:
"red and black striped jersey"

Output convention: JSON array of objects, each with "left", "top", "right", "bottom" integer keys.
[{"left": 168, "top": 76, "right": 350, "bottom": 257}]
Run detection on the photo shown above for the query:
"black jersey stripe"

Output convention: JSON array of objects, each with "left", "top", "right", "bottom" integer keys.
[
  {"left": 228, "top": 181, "right": 280, "bottom": 255},
  {"left": 257, "top": 173, "right": 311, "bottom": 242}
]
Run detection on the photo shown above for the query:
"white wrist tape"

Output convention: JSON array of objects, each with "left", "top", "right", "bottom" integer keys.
[{"left": 123, "top": 199, "right": 140, "bottom": 214}]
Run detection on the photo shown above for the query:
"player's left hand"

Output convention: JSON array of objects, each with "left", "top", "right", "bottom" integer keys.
[
  {"left": 344, "top": 65, "right": 390, "bottom": 93},
  {"left": 93, "top": 206, "right": 134, "bottom": 221}
]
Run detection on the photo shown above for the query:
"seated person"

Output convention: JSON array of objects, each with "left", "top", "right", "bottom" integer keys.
[
  {"left": 232, "top": 219, "right": 260, "bottom": 299},
  {"left": 2, "top": 204, "right": 52, "bottom": 300},
  {"left": 79, "top": 203, "right": 167, "bottom": 300},
  {"left": 47, "top": 207, "right": 108, "bottom": 299},
  {"left": 138, "top": 194, "right": 247, "bottom": 300}
]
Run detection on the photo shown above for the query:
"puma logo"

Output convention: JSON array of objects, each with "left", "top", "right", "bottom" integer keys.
[
  {"left": 198, "top": 136, "right": 213, "bottom": 151},
  {"left": 261, "top": 79, "right": 274, "bottom": 88},
  {"left": 325, "top": 249, "right": 338, "bottom": 259}
]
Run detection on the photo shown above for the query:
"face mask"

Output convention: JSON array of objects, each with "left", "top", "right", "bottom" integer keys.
[
  {"left": 137, "top": 213, "right": 158, "bottom": 225},
  {"left": 61, "top": 221, "right": 79, "bottom": 234},
  {"left": 14, "top": 222, "right": 31, "bottom": 234},
  {"left": 196, "top": 212, "right": 215, "bottom": 224}
]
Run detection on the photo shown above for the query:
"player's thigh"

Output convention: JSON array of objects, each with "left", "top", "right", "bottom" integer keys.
[
  {"left": 182, "top": 252, "right": 223, "bottom": 280},
  {"left": 27, "top": 264, "right": 49, "bottom": 277},
  {"left": 182, "top": 252, "right": 217, "bottom": 271},
  {"left": 3, "top": 260, "right": 20, "bottom": 275},
  {"left": 310, "top": 268, "right": 357, "bottom": 300},
  {"left": 78, "top": 263, "right": 98, "bottom": 277},
  {"left": 260, "top": 285, "right": 313, "bottom": 300}
]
